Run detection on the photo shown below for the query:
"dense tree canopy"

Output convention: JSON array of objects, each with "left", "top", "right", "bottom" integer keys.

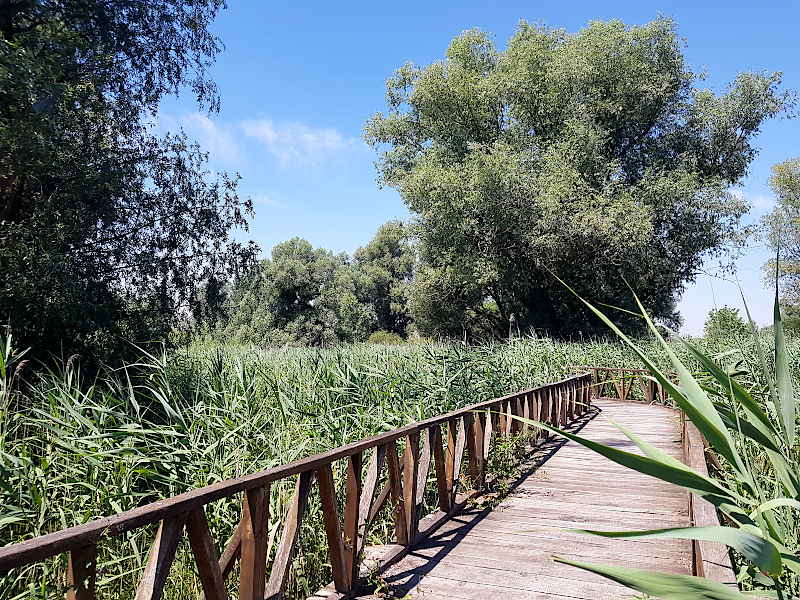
[
  {"left": 365, "top": 17, "right": 791, "bottom": 339},
  {"left": 0, "top": 1, "right": 256, "bottom": 360},
  {"left": 221, "top": 224, "right": 417, "bottom": 346},
  {"left": 763, "top": 157, "right": 800, "bottom": 302},
  {"left": 352, "top": 220, "right": 415, "bottom": 336}
]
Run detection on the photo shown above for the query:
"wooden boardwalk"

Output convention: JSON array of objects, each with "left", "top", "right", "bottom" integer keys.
[{"left": 357, "top": 398, "right": 693, "bottom": 600}]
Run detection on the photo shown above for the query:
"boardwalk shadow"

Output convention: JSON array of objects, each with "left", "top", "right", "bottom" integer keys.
[{"left": 377, "top": 406, "right": 600, "bottom": 597}]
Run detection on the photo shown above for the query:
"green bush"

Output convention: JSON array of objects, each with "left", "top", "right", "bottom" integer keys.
[
  {"left": 703, "top": 306, "right": 749, "bottom": 340},
  {"left": 367, "top": 330, "right": 405, "bottom": 345}
]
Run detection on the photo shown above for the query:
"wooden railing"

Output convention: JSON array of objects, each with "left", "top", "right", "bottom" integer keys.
[
  {"left": 571, "top": 366, "right": 679, "bottom": 404},
  {"left": 0, "top": 373, "right": 592, "bottom": 600}
]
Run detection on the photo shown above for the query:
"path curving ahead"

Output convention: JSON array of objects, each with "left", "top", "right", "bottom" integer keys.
[{"left": 359, "top": 398, "right": 693, "bottom": 600}]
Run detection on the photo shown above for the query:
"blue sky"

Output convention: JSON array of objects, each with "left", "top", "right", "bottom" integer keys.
[{"left": 159, "top": 0, "right": 800, "bottom": 335}]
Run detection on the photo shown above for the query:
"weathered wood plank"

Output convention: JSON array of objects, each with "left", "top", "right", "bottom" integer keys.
[
  {"left": 403, "top": 433, "right": 420, "bottom": 544},
  {"left": 464, "top": 413, "right": 479, "bottom": 488},
  {"left": 415, "top": 428, "right": 434, "bottom": 520},
  {"left": 685, "top": 420, "right": 737, "bottom": 586},
  {"left": 317, "top": 463, "right": 350, "bottom": 592},
  {"left": 358, "top": 444, "right": 387, "bottom": 557},
  {"left": 185, "top": 507, "right": 226, "bottom": 600},
  {"left": 343, "top": 453, "right": 362, "bottom": 584},
  {"left": 354, "top": 398, "right": 696, "bottom": 600},
  {"left": 432, "top": 425, "right": 450, "bottom": 513},
  {"left": 386, "top": 439, "right": 407, "bottom": 546},
  {"left": 445, "top": 419, "right": 456, "bottom": 508},
  {"left": 135, "top": 512, "right": 187, "bottom": 600},
  {"left": 238, "top": 484, "right": 270, "bottom": 600},
  {"left": 66, "top": 544, "right": 96, "bottom": 600},
  {"left": 451, "top": 416, "right": 467, "bottom": 506},
  {"left": 266, "top": 470, "right": 313, "bottom": 599},
  {"left": 473, "top": 411, "right": 486, "bottom": 488}
]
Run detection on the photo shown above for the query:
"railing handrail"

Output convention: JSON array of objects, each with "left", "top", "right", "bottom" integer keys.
[
  {"left": 0, "top": 373, "right": 591, "bottom": 576},
  {"left": 573, "top": 365, "right": 679, "bottom": 405}
]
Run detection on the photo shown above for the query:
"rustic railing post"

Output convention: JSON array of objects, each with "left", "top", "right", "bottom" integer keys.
[
  {"left": 67, "top": 544, "right": 97, "bottom": 600},
  {"left": 358, "top": 444, "right": 386, "bottom": 558},
  {"left": 444, "top": 419, "right": 457, "bottom": 509},
  {"left": 386, "top": 439, "right": 407, "bottom": 546},
  {"left": 432, "top": 425, "right": 450, "bottom": 513},
  {"left": 238, "top": 485, "right": 270, "bottom": 600},
  {"left": 511, "top": 395, "right": 523, "bottom": 435},
  {"left": 465, "top": 413, "right": 480, "bottom": 489},
  {"left": 318, "top": 463, "right": 350, "bottom": 592},
  {"left": 522, "top": 393, "right": 530, "bottom": 434},
  {"left": 185, "top": 507, "right": 226, "bottom": 600},
  {"left": 538, "top": 390, "right": 548, "bottom": 436},
  {"left": 474, "top": 411, "right": 486, "bottom": 487},
  {"left": 343, "top": 453, "right": 362, "bottom": 586},
  {"left": 415, "top": 429, "right": 434, "bottom": 523},
  {"left": 135, "top": 513, "right": 187, "bottom": 600},
  {"left": 403, "top": 433, "right": 420, "bottom": 545},
  {"left": 266, "top": 470, "right": 313, "bottom": 599}
]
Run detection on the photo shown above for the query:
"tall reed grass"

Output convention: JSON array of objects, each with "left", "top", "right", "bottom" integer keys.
[{"left": 1, "top": 333, "right": 796, "bottom": 598}]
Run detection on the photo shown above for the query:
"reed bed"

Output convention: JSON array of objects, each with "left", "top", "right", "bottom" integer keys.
[{"left": 0, "top": 334, "right": 796, "bottom": 599}]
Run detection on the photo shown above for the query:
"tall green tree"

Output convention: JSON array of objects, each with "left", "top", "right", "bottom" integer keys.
[
  {"left": 353, "top": 220, "right": 416, "bottom": 337},
  {"left": 223, "top": 238, "right": 351, "bottom": 346},
  {"left": 0, "top": 1, "right": 257, "bottom": 360},
  {"left": 364, "top": 18, "right": 791, "bottom": 339},
  {"left": 762, "top": 157, "right": 800, "bottom": 299}
]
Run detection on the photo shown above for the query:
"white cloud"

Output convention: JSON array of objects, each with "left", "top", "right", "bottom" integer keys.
[
  {"left": 750, "top": 194, "right": 775, "bottom": 211},
  {"left": 156, "top": 112, "right": 242, "bottom": 166},
  {"left": 180, "top": 113, "right": 242, "bottom": 165},
  {"left": 250, "top": 191, "right": 286, "bottom": 208},
  {"left": 730, "top": 189, "right": 775, "bottom": 214},
  {"left": 240, "top": 117, "right": 362, "bottom": 168}
]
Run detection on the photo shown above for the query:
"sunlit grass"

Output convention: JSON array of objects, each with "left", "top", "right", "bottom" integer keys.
[{"left": 1, "top": 333, "right": 795, "bottom": 598}]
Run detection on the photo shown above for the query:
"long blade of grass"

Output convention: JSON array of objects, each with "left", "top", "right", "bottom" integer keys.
[
  {"left": 553, "top": 275, "right": 753, "bottom": 490},
  {"left": 774, "top": 292, "right": 796, "bottom": 447},
  {"left": 678, "top": 337, "right": 776, "bottom": 436},
  {"left": 566, "top": 526, "right": 781, "bottom": 576},
  {"left": 509, "top": 415, "right": 751, "bottom": 509},
  {"left": 554, "top": 558, "right": 754, "bottom": 599}
]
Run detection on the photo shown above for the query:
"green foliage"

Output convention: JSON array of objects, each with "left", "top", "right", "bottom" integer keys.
[
  {"left": 704, "top": 306, "right": 749, "bottom": 340},
  {"left": 367, "top": 330, "right": 404, "bottom": 345},
  {"left": 0, "top": 336, "right": 656, "bottom": 598},
  {"left": 352, "top": 220, "right": 415, "bottom": 337},
  {"left": 0, "top": 1, "right": 257, "bottom": 362},
  {"left": 762, "top": 157, "right": 800, "bottom": 303},
  {"left": 221, "top": 223, "right": 417, "bottom": 346},
  {"left": 365, "top": 17, "right": 791, "bottom": 340}
]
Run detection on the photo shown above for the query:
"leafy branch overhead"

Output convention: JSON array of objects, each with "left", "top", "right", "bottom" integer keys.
[
  {"left": 364, "top": 17, "right": 793, "bottom": 340},
  {"left": 0, "top": 1, "right": 258, "bottom": 361}
]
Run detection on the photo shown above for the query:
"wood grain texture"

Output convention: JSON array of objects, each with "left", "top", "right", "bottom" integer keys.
[
  {"left": 444, "top": 419, "right": 456, "bottom": 509},
  {"left": 386, "top": 440, "right": 407, "bottom": 546},
  {"left": 66, "top": 544, "right": 96, "bottom": 600},
  {"left": 403, "top": 433, "right": 420, "bottom": 545},
  {"left": 266, "top": 470, "right": 313, "bottom": 599},
  {"left": 135, "top": 512, "right": 187, "bottom": 600},
  {"left": 358, "top": 444, "right": 387, "bottom": 557},
  {"left": 685, "top": 420, "right": 738, "bottom": 586},
  {"left": 185, "top": 508, "right": 226, "bottom": 600},
  {"left": 343, "top": 453, "right": 363, "bottom": 584},
  {"left": 318, "top": 463, "right": 350, "bottom": 592},
  {"left": 238, "top": 484, "right": 270, "bottom": 600}
]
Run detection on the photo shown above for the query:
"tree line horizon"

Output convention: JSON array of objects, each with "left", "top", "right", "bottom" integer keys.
[{"left": 2, "top": 4, "right": 799, "bottom": 362}]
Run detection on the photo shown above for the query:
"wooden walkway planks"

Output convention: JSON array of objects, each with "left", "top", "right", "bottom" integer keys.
[{"left": 359, "top": 398, "right": 693, "bottom": 600}]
